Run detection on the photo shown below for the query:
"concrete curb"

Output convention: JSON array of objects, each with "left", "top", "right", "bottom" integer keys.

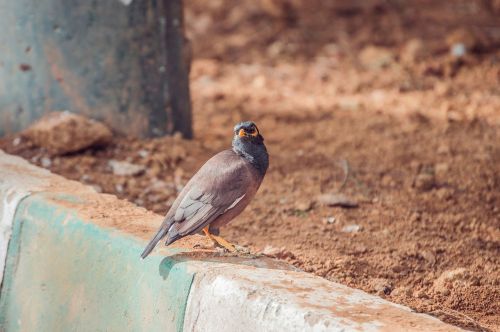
[{"left": 0, "top": 150, "right": 463, "bottom": 331}]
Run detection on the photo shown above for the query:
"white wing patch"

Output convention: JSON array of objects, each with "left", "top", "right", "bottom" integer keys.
[{"left": 224, "top": 194, "right": 246, "bottom": 213}]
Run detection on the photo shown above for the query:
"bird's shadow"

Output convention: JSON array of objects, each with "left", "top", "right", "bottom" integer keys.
[{"left": 158, "top": 249, "right": 298, "bottom": 280}]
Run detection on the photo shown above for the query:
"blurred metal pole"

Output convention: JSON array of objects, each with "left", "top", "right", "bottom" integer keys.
[{"left": 0, "top": 0, "right": 192, "bottom": 138}]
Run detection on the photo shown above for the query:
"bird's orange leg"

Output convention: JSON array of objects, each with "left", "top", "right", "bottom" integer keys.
[{"left": 203, "top": 227, "right": 236, "bottom": 252}]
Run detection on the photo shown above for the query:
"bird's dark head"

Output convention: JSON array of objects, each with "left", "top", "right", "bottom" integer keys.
[
  {"left": 233, "top": 121, "right": 264, "bottom": 144},
  {"left": 232, "top": 121, "right": 268, "bottom": 175}
]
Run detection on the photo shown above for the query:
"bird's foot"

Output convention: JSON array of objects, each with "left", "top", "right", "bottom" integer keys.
[
  {"left": 203, "top": 227, "right": 236, "bottom": 252},
  {"left": 211, "top": 234, "right": 237, "bottom": 252}
]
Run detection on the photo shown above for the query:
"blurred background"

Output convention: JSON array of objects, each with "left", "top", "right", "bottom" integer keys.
[{"left": 1, "top": 1, "right": 499, "bottom": 330}]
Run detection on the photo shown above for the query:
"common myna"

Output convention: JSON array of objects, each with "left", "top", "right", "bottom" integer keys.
[{"left": 141, "top": 121, "right": 268, "bottom": 258}]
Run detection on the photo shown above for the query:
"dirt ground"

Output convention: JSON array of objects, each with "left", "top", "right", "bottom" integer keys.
[{"left": 1, "top": 0, "right": 500, "bottom": 330}]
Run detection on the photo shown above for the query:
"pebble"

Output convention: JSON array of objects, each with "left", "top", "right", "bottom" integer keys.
[
  {"left": 341, "top": 224, "right": 362, "bottom": 233},
  {"left": 115, "top": 184, "right": 124, "bottom": 194},
  {"left": 91, "top": 184, "right": 103, "bottom": 193},
  {"left": 262, "top": 245, "right": 281, "bottom": 257},
  {"left": 435, "top": 188, "right": 452, "bottom": 200},
  {"left": 433, "top": 268, "right": 469, "bottom": 294},
  {"left": 322, "top": 216, "right": 336, "bottom": 225},
  {"left": 446, "top": 28, "right": 477, "bottom": 52},
  {"left": 137, "top": 149, "right": 149, "bottom": 158},
  {"left": 109, "top": 160, "right": 146, "bottom": 176},
  {"left": 413, "top": 171, "right": 436, "bottom": 191},
  {"left": 317, "top": 193, "right": 358, "bottom": 208},
  {"left": 409, "top": 212, "right": 421, "bottom": 222},
  {"left": 450, "top": 43, "right": 466, "bottom": 58},
  {"left": 12, "top": 137, "right": 21, "bottom": 146},
  {"left": 262, "top": 245, "right": 295, "bottom": 259},
  {"left": 391, "top": 286, "right": 411, "bottom": 297},
  {"left": 40, "top": 157, "right": 52, "bottom": 168},
  {"left": 419, "top": 250, "right": 436, "bottom": 265},
  {"left": 369, "top": 278, "right": 393, "bottom": 295},
  {"left": 295, "top": 200, "right": 312, "bottom": 212}
]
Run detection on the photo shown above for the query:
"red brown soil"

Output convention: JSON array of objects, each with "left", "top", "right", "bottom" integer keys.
[{"left": 1, "top": 1, "right": 500, "bottom": 330}]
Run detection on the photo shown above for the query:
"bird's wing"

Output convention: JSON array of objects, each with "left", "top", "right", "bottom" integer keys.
[
  {"left": 141, "top": 150, "right": 253, "bottom": 259},
  {"left": 172, "top": 160, "right": 251, "bottom": 236}
]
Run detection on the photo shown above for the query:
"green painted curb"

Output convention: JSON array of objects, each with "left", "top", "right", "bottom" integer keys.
[{"left": 0, "top": 193, "right": 193, "bottom": 332}]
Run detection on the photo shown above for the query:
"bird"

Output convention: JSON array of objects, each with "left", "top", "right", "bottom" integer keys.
[{"left": 141, "top": 121, "right": 269, "bottom": 259}]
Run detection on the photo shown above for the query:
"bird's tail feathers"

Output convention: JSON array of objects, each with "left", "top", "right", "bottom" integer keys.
[{"left": 141, "top": 218, "right": 173, "bottom": 259}]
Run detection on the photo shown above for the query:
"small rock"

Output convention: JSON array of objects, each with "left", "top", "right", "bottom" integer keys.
[
  {"left": 419, "top": 250, "right": 436, "bottom": 265},
  {"left": 12, "top": 137, "right": 21, "bottom": 146},
  {"left": 40, "top": 157, "right": 51, "bottom": 168},
  {"left": 80, "top": 174, "right": 91, "bottom": 182},
  {"left": 439, "top": 288, "right": 451, "bottom": 296},
  {"left": 115, "top": 183, "right": 124, "bottom": 194},
  {"left": 295, "top": 200, "right": 312, "bottom": 212},
  {"left": 262, "top": 245, "right": 295, "bottom": 259},
  {"left": 433, "top": 268, "right": 469, "bottom": 294},
  {"left": 391, "top": 286, "right": 411, "bottom": 297},
  {"left": 413, "top": 169, "right": 436, "bottom": 191},
  {"left": 414, "top": 173, "right": 435, "bottom": 190},
  {"left": 22, "top": 111, "right": 112, "bottom": 155},
  {"left": 262, "top": 245, "right": 281, "bottom": 257},
  {"left": 341, "top": 224, "right": 362, "bottom": 233},
  {"left": 322, "top": 216, "right": 336, "bottom": 225},
  {"left": 137, "top": 149, "right": 149, "bottom": 158},
  {"left": 369, "top": 278, "right": 392, "bottom": 295},
  {"left": 359, "top": 46, "right": 395, "bottom": 70},
  {"left": 450, "top": 43, "right": 466, "bottom": 58},
  {"left": 446, "top": 28, "right": 477, "bottom": 53},
  {"left": 109, "top": 160, "right": 146, "bottom": 176},
  {"left": 91, "top": 184, "right": 103, "bottom": 193},
  {"left": 317, "top": 193, "right": 358, "bottom": 208},
  {"left": 435, "top": 188, "right": 452, "bottom": 201},
  {"left": 409, "top": 211, "right": 421, "bottom": 222},
  {"left": 350, "top": 244, "right": 368, "bottom": 254}
]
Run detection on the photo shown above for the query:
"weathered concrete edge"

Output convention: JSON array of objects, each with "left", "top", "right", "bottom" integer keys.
[
  {"left": 0, "top": 151, "right": 464, "bottom": 331},
  {"left": 0, "top": 187, "right": 29, "bottom": 287},
  {"left": 0, "top": 192, "right": 195, "bottom": 331},
  {"left": 0, "top": 150, "right": 57, "bottom": 288},
  {"left": 183, "top": 262, "right": 465, "bottom": 332}
]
